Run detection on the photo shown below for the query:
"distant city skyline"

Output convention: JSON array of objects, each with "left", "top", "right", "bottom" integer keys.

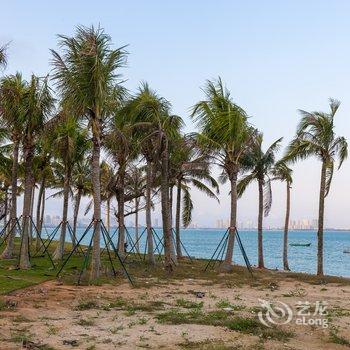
[{"left": 41, "top": 213, "right": 339, "bottom": 231}]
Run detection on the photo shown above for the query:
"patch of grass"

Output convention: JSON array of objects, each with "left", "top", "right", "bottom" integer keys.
[
  {"left": 176, "top": 298, "right": 203, "bottom": 309},
  {"left": 215, "top": 298, "right": 245, "bottom": 311},
  {"left": 281, "top": 287, "right": 307, "bottom": 298},
  {"left": 179, "top": 340, "right": 240, "bottom": 349},
  {"left": 225, "top": 317, "right": 260, "bottom": 333},
  {"left": 77, "top": 318, "right": 95, "bottom": 327},
  {"left": 12, "top": 314, "right": 32, "bottom": 323},
  {"left": 156, "top": 309, "right": 293, "bottom": 341},
  {"left": 106, "top": 296, "right": 165, "bottom": 314},
  {"left": 329, "top": 327, "right": 350, "bottom": 347},
  {"left": 139, "top": 317, "right": 148, "bottom": 325},
  {"left": 258, "top": 327, "right": 294, "bottom": 341},
  {"left": 46, "top": 324, "right": 59, "bottom": 335},
  {"left": 108, "top": 296, "right": 128, "bottom": 308},
  {"left": 9, "top": 328, "right": 32, "bottom": 343},
  {"left": 328, "top": 306, "right": 350, "bottom": 318},
  {"left": 74, "top": 299, "right": 98, "bottom": 311},
  {"left": 0, "top": 298, "right": 17, "bottom": 310}
]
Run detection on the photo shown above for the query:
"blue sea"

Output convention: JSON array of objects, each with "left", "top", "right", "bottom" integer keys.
[{"left": 46, "top": 227, "right": 350, "bottom": 278}]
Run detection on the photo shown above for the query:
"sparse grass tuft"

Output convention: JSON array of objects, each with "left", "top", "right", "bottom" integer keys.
[
  {"left": 77, "top": 318, "right": 95, "bottom": 327},
  {"left": 176, "top": 298, "right": 203, "bottom": 309},
  {"left": 329, "top": 327, "right": 350, "bottom": 346},
  {"left": 12, "top": 314, "right": 32, "bottom": 323},
  {"left": 215, "top": 298, "right": 245, "bottom": 311},
  {"left": 74, "top": 299, "right": 98, "bottom": 311}
]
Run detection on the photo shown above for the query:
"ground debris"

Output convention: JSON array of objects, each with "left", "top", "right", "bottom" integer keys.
[{"left": 63, "top": 339, "right": 79, "bottom": 347}]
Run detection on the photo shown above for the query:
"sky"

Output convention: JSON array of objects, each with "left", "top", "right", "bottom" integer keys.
[{"left": 2, "top": 1, "right": 350, "bottom": 228}]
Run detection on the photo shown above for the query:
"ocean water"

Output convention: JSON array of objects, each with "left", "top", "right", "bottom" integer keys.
[{"left": 47, "top": 227, "right": 350, "bottom": 278}]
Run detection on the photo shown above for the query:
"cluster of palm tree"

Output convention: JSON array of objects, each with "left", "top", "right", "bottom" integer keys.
[{"left": 0, "top": 25, "right": 347, "bottom": 278}]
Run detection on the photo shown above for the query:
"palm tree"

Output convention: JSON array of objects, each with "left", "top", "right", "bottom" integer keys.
[
  {"left": 124, "top": 165, "right": 146, "bottom": 252},
  {"left": 192, "top": 78, "right": 255, "bottom": 271},
  {"left": 51, "top": 115, "right": 88, "bottom": 260},
  {"left": 51, "top": 25, "right": 127, "bottom": 279},
  {"left": 0, "top": 44, "right": 8, "bottom": 70},
  {"left": 272, "top": 161, "right": 293, "bottom": 271},
  {"left": 100, "top": 161, "right": 115, "bottom": 235},
  {"left": 19, "top": 75, "right": 53, "bottom": 269},
  {"left": 0, "top": 73, "right": 27, "bottom": 259},
  {"left": 34, "top": 140, "right": 54, "bottom": 242},
  {"left": 104, "top": 103, "right": 141, "bottom": 255},
  {"left": 170, "top": 135, "right": 219, "bottom": 258},
  {"left": 128, "top": 84, "right": 173, "bottom": 266},
  {"left": 284, "top": 99, "right": 348, "bottom": 276},
  {"left": 71, "top": 158, "right": 92, "bottom": 240},
  {"left": 237, "top": 134, "right": 282, "bottom": 268}
]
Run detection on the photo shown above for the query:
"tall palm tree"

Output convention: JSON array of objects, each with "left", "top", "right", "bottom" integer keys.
[
  {"left": 104, "top": 103, "right": 141, "bottom": 255},
  {"left": 237, "top": 134, "right": 282, "bottom": 268},
  {"left": 158, "top": 114, "right": 183, "bottom": 271},
  {"left": 170, "top": 135, "right": 219, "bottom": 258},
  {"left": 284, "top": 99, "right": 348, "bottom": 276},
  {"left": 272, "top": 161, "right": 293, "bottom": 271},
  {"left": 0, "top": 73, "right": 27, "bottom": 258},
  {"left": 192, "top": 78, "right": 255, "bottom": 271},
  {"left": 51, "top": 25, "right": 127, "bottom": 279},
  {"left": 19, "top": 75, "right": 53, "bottom": 269},
  {"left": 130, "top": 83, "right": 183, "bottom": 271},
  {"left": 51, "top": 115, "right": 88, "bottom": 260},
  {"left": 128, "top": 84, "right": 172, "bottom": 266}
]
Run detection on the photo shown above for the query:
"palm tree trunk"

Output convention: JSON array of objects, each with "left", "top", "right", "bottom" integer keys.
[
  {"left": 19, "top": 141, "right": 34, "bottom": 269},
  {"left": 72, "top": 188, "right": 82, "bottom": 245},
  {"left": 3, "top": 188, "right": 8, "bottom": 229},
  {"left": 29, "top": 185, "right": 35, "bottom": 241},
  {"left": 175, "top": 179, "right": 182, "bottom": 258},
  {"left": 257, "top": 179, "right": 264, "bottom": 268},
  {"left": 106, "top": 197, "right": 110, "bottom": 235},
  {"left": 35, "top": 177, "right": 45, "bottom": 250},
  {"left": 1, "top": 140, "right": 19, "bottom": 259},
  {"left": 145, "top": 160, "right": 155, "bottom": 265},
  {"left": 134, "top": 198, "right": 140, "bottom": 253},
  {"left": 317, "top": 162, "right": 326, "bottom": 276},
  {"left": 90, "top": 119, "right": 101, "bottom": 280},
  {"left": 160, "top": 135, "right": 173, "bottom": 272},
  {"left": 169, "top": 185, "right": 177, "bottom": 264},
  {"left": 39, "top": 188, "right": 45, "bottom": 235},
  {"left": 283, "top": 182, "right": 291, "bottom": 271},
  {"left": 222, "top": 169, "right": 238, "bottom": 270},
  {"left": 117, "top": 166, "right": 125, "bottom": 256},
  {"left": 53, "top": 165, "right": 70, "bottom": 260}
]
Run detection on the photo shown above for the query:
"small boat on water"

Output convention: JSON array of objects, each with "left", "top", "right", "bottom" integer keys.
[
  {"left": 343, "top": 249, "right": 350, "bottom": 254},
  {"left": 289, "top": 243, "right": 311, "bottom": 247}
]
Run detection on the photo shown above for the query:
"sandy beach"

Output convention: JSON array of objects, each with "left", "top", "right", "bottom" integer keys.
[{"left": 0, "top": 267, "right": 349, "bottom": 349}]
